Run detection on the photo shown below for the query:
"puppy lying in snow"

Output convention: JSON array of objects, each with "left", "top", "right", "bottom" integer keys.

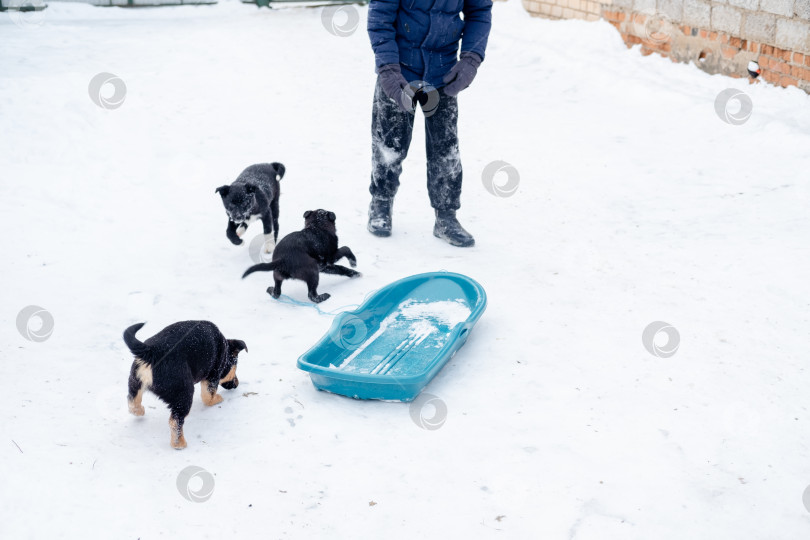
[
  {"left": 216, "top": 162, "right": 285, "bottom": 254},
  {"left": 242, "top": 209, "right": 360, "bottom": 303},
  {"left": 123, "top": 321, "right": 247, "bottom": 450}
]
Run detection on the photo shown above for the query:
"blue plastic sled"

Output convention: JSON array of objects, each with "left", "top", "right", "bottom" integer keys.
[{"left": 297, "top": 271, "right": 487, "bottom": 402}]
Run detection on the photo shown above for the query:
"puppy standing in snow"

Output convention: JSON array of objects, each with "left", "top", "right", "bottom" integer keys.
[
  {"left": 216, "top": 162, "right": 285, "bottom": 254},
  {"left": 123, "top": 321, "right": 247, "bottom": 449},
  {"left": 242, "top": 209, "right": 360, "bottom": 303}
]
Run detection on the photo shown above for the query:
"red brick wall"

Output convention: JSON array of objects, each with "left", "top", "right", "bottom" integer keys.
[
  {"left": 758, "top": 46, "right": 810, "bottom": 88},
  {"left": 524, "top": 0, "right": 810, "bottom": 94}
]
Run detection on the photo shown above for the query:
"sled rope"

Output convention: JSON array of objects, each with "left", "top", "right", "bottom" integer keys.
[{"left": 273, "top": 294, "right": 361, "bottom": 317}]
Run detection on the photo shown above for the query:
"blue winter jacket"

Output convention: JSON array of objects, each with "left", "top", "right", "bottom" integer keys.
[{"left": 367, "top": 0, "right": 493, "bottom": 88}]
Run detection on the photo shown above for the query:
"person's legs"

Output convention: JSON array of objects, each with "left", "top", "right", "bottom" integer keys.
[
  {"left": 424, "top": 88, "right": 474, "bottom": 247},
  {"left": 424, "top": 88, "right": 462, "bottom": 211},
  {"left": 368, "top": 79, "right": 415, "bottom": 236}
]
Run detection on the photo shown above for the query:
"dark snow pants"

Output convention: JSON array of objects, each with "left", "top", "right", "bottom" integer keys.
[{"left": 369, "top": 79, "right": 462, "bottom": 212}]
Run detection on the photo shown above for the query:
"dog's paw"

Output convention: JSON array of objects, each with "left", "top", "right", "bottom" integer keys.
[
  {"left": 171, "top": 437, "right": 187, "bottom": 450},
  {"left": 129, "top": 404, "right": 145, "bottom": 416},
  {"left": 229, "top": 236, "right": 244, "bottom": 246},
  {"left": 267, "top": 286, "right": 281, "bottom": 299},
  {"left": 350, "top": 259, "right": 357, "bottom": 268},
  {"left": 236, "top": 225, "right": 247, "bottom": 238},
  {"left": 351, "top": 271, "right": 362, "bottom": 279},
  {"left": 263, "top": 235, "right": 275, "bottom": 254},
  {"left": 312, "top": 293, "right": 331, "bottom": 304}
]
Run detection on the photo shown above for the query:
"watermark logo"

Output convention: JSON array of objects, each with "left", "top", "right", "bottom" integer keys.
[
  {"left": 16, "top": 305, "right": 54, "bottom": 342},
  {"left": 5, "top": 0, "right": 46, "bottom": 29},
  {"left": 176, "top": 466, "right": 215, "bottom": 503},
  {"left": 714, "top": 88, "right": 753, "bottom": 125},
  {"left": 321, "top": 5, "right": 359, "bottom": 37},
  {"left": 248, "top": 233, "right": 274, "bottom": 264},
  {"left": 481, "top": 160, "right": 520, "bottom": 197},
  {"left": 401, "top": 80, "right": 440, "bottom": 117},
  {"left": 630, "top": 9, "right": 674, "bottom": 45},
  {"left": 642, "top": 321, "right": 679, "bottom": 358},
  {"left": 802, "top": 485, "right": 810, "bottom": 513},
  {"left": 88, "top": 72, "right": 127, "bottom": 110},
  {"left": 409, "top": 393, "right": 447, "bottom": 430},
  {"left": 331, "top": 314, "right": 368, "bottom": 349}
]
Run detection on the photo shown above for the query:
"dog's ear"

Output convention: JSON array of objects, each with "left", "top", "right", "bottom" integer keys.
[
  {"left": 303, "top": 210, "right": 313, "bottom": 218},
  {"left": 327, "top": 212, "right": 336, "bottom": 222},
  {"left": 228, "top": 339, "right": 248, "bottom": 354},
  {"left": 215, "top": 185, "right": 230, "bottom": 197},
  {"left": 245, "top": 183, "right": 257, "bottom": 195}
]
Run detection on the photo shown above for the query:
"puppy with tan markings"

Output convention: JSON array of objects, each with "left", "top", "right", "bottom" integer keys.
[{"left": 123, "top": 321, "right": 247, "bottom": 450}]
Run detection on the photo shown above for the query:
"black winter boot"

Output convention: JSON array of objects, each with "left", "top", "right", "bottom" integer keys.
[
  {"left": 433, "top": 209, "right": 474, "bottom": 247},
  {"left": 368, "top": 197, "right": 393, "bottom": 237}
]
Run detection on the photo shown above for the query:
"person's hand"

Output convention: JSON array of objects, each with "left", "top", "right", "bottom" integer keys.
[
  {"left": 442, "top": 52, "right": 482, "bottom": 97},
  {"left": 377, "top": 64, "right": 416, "bottom": 113}
]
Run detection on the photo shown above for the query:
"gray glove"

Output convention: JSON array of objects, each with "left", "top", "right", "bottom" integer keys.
[
  {"left": 442, "top": 52, "right": 482, "bottom": 97},
  {"left": 377, "top": 63, "right": 416, "bottom": 113}
]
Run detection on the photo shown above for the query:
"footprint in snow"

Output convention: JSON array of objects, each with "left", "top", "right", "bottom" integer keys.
[{"left": 285, "top": 406, "right": 303, "bottom": 427}]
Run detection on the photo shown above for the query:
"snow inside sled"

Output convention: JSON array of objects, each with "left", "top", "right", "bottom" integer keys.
[{"left": 297, "top": 272, "right": 487, "bottom": 402}]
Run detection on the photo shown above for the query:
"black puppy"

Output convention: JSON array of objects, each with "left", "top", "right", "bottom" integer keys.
[
  {"left": 242, "top": 209, "right": 360, "bottom": 303},
  {"left": 123, "top": 321, "right": 247, "bottom": 450},
  {"left": 216, "top": 162, "right": 286, "bottom": 254}
]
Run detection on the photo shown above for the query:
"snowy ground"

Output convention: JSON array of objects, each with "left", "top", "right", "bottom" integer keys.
[{"left": 2, "top": 0, "right": 810, "bottom": 538}]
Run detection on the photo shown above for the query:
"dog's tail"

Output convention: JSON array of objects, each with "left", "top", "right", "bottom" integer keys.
[
  {"left": 123, "top": 323, "right": 149, "bottom": 358},
  {"left": 242, "top": 262, "right": 279, "bottom": 279},
  {"left": 271, "top": 162, "right": 286, "bottom": 181}
]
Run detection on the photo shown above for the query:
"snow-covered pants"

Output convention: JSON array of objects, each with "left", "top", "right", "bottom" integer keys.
[{"left": 369, "top": 79, "right": 463, "bottom": 211}]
